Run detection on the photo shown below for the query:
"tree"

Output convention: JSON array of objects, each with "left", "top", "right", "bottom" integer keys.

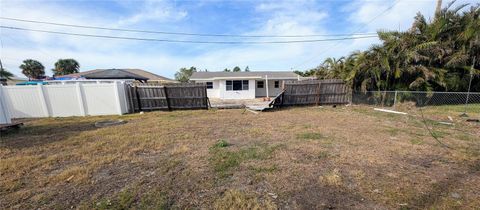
[
  {"left": 20, "top": 59, "right": 45, "bottom": 80},
  {"left": 0, "top": 59, "right": 13, "bottom": 82},
  {"left": 0, "top": 67, "right": 14, "bottom": 80},
  {"left": 0, "top": 63, "right": 14, "bottom": 85},
  {"left": 223, "top": 68, "right": 231, "bottom": 72},
  {"left": 233, "top": 66, "right": 241, "bottom": 72},
  {"left": 294, "top": 69, "right": 316, "bottom": 77},
  {"left": 245, "top": 66, "right": 250, "bottom": 72},
  {"left": 308, "top": 2, "right": 480, "bottom": 92},
  {"left": 174, "top": 66, "right": 197, "bottom": 82},
  {"left": 52, "top": 59, "right": 80, "bottom": 76}
]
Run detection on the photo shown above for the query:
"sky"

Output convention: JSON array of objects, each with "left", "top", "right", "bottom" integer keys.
[{"left": 0, "top": 0, "right": 477, "bottom": 79}]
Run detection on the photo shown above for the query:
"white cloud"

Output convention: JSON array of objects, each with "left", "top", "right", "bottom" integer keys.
[
  {"left": 117, "top": 0, "right": 188, "bottom": 25},
  {"left": 3, "top": 0, "right": 476, "bottom": 79},
  {"left": 348, "top": 0, "right": 478, "bottom": 32},
  {"left": 1, "top": 0, "right": 334, "bottom": 78}
]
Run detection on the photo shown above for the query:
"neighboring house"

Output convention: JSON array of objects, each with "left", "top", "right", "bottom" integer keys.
[
  {"left": 190, "top": 71, "right": 302, "bottom": 99},
  {"left": 58, "top": 68, "right": 175, "bottom": 83},
  {"left": 6, "top": 76, "right": 28, "bottom": 86}
]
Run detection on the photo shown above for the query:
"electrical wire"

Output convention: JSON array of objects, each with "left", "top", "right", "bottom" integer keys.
[
  {"left": 0, "top": 25, "right": 378, "bottom": 44},
  {"left": 418, "top": 106, "right": 451, "bottom": 148},
  {"left": 0, "top": 16, "right": 378, "bottom": 38},
  {"left": 291, "top": 0, "right": 400, "bottom": 69}
]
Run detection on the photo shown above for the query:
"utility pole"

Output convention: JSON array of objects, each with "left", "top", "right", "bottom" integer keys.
[
  {"left": 435, "top": 0, "right": 442, "bottom": 19},
  {"left": 460, "top": 56, "right": 476, "bottom": 117}
]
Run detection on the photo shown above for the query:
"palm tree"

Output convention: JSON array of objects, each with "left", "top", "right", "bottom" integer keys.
[
  {"left": 0, "top": 66, "right": 14, "bottom": 85},
  {"left": 303, "top": 1, "right": 479, "bottom": 92},
  {"left": 20, "top": 59, "right": 45, "bottom": 80},
  {"left": 0, "top": 67, "right": 14, "bottom": 80},
  {"left": 53, "top": 59, "right": 80, "bottom": 76}
]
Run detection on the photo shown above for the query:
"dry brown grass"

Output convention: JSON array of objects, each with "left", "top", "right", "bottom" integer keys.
[{"left": 1, "top": 105, "right": 479, "bottom": 209}]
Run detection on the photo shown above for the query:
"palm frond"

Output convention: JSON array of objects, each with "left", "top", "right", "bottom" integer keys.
[{"left": 414, "top": 41, "right": 438, "bottom": 51}]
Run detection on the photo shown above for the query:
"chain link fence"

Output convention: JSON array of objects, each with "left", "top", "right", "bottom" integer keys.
[{"left": 352, "top": 91, "right": 480, "bottom": 119}]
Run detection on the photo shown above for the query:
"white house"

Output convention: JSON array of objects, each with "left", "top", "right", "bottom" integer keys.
[{"left": 190, "top": 71, "right": 302, "bottom": 99}]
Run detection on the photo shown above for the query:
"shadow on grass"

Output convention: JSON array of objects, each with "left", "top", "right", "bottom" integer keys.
[
  {"left": 0, "top": 120, "right": 99, "bottom": 149},
  {"left": 288, "top": 178, "right": 383, "bottom": 209},
  {"left": 405, "top": 160, "right": 480, "bottom": 209}
]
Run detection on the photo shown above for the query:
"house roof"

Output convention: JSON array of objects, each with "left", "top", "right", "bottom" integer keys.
[
  {"left": 59, "top": 68, "right": 174, "bottom": 81},
  {"left": 190, "top": 71, "right": 300, "bottom": 80}
]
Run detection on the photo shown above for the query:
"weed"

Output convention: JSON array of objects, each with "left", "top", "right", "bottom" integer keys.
[
  {"left": 298, "top": 132, "right": 324, "bottom": 140},
  {"left": 209, "top": 145, "right": 280, "bottom": 177},
  {"left": 320, "top": 169, "right": 342, "bottom": 186},
  {"left": 93, "top": 189, "right": 136, "bottom": 210},
  {"left": 249, "top": 164, "right": 277, "bottom": 173},
  {"left": 161, "top": 159, "right": 182, "bottom": 174},
  {"left": 317, "top": 151, "right": 329, "bottom": 159},
  {"left": 302, "top": 124, "right": 313, "bottom": 129},
  {"left": 210, "top": 150, "right": 241, "bottom": 177},
  {"left": 94, "top": 199, "right": 112, "bottom": 210},
  {"left": 139, "top": 190, "right": 169, "bottom": 210},
  {"left": 386, "top": 127, "right": 401, "bottom": 136},
  {"left": 432, "top": 130, "right": 448, "bottom": 138},
  {"left": 116, "top": 189, "right": 136, "bottom": 209},
  {"left": 213, "top": 190, "right": 276, "bottom": 210},
  {"left": 456, "top": 134, "right": 474, "bottom": 142},
  {"left": 211, "top": 139, "right": 230, "bottom": 149},
  {"left": 410, "top": 139, "right": 424, "bottom": 145}
]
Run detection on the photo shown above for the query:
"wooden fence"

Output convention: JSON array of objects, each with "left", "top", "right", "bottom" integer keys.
[
  {"left": 126, "top": 83, "right": 209, "bottom": 112},
  {"left": 274, "top": 79, "right": 350, "bottom": 106}
]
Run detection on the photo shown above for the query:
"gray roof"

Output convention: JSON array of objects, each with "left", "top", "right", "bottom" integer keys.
[
  {"left": 190, "top": 71, "right": 300, "bottom": 80},
  {"left": 81, "top": 69, "right": 149, "bottom": 80},
  {"left": 59, "top": 68, "right": 174, "bottom": 81}
]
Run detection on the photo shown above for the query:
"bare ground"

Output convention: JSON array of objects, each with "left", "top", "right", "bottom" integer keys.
[{"left": 1, "top": 105, "right": 479, "bottom": 209}]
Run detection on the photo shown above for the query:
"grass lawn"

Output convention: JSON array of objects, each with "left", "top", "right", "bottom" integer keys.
[{"left": 1, "top": 105, "right": 479, "bottom": 209}]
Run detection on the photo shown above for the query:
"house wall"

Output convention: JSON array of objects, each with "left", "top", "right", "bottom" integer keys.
[
  {"left": 197, "top": 80, "right": 220, "bottom": 98},
  {"left": 218, "top": 79, "right": 256, "bottom": 99},
  {"left": 196, "top": 79, "right": 299, "bottom": 99},
  {"left": 0, "top": 82, "right": 129, "bottom": 118},
  {"left": 195, "top": 79, "right": 255, "bottom": 99},
  {"left": 255, "top": 79, "right": 296, "bottom": 97}
]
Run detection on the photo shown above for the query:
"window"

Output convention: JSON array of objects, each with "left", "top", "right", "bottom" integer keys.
[
  {"left": 226, "top": 80, "right": 232, "bottom": 90},
  {"left": 274, "top": 81, "right": 280, "bottom": 88},
  {"left": 226, "top": 80, "right": 249, "bottom": 91},
  {"left": 257, "top": 81, "right": 264, "bottom": 88},
  {"left": 242, "top": 80, "right": 249, "bottom": 90},
  {"left": 206, "top": 82, "right": 213, "bottom": 89}
]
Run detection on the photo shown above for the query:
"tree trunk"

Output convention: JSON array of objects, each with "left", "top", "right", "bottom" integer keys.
[{"left": 435, "top": 0, "right": 442, "bottom": 19}]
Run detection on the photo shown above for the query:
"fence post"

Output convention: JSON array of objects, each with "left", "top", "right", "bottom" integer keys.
[
  {"left": 164, "top": 86, "right": 172, "bottom": 111},
  {"left": 349, "top": 88, "right": 353, "bottom": 105},
  {"left": 0, "top": 85, "right": 12, "bottom": 124},
  {"left": 461, "top": 56, "right": 475, "bottom": 117},
  {"left": 315, "top": 82, "right": 321, "bottom": 106},
  {"left": 135, "top": 85, "right": 142, "bottom": 112},
  {"left": 126, "top": 85, "right": 134, "bottom": 113},
  {"left": 203, "top": 85, "right": 208, "bottom": 109},
  {"left": 37, "top": 84, "right": 50, "bottom": 117},
  {"left": 393, "top": 90, "right": 398, "bottom": 109},
  {"left": 76, "top": 83, "right": 87, "bottom": 116},
  {"left": 113, "top": 81, "right": 123, "bottom": 115}
]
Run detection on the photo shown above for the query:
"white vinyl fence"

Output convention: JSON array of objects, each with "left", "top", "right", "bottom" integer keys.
[
  {"left": 0, "top": 81, "right": 129, "bottom": 118},
  {"left": 0, "top": 86, "right": 12, "bottom": 124}
]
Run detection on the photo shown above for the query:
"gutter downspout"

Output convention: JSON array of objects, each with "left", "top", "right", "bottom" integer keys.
[{"left": 265, "top": 75, "right": 269, "bottom": 98}]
